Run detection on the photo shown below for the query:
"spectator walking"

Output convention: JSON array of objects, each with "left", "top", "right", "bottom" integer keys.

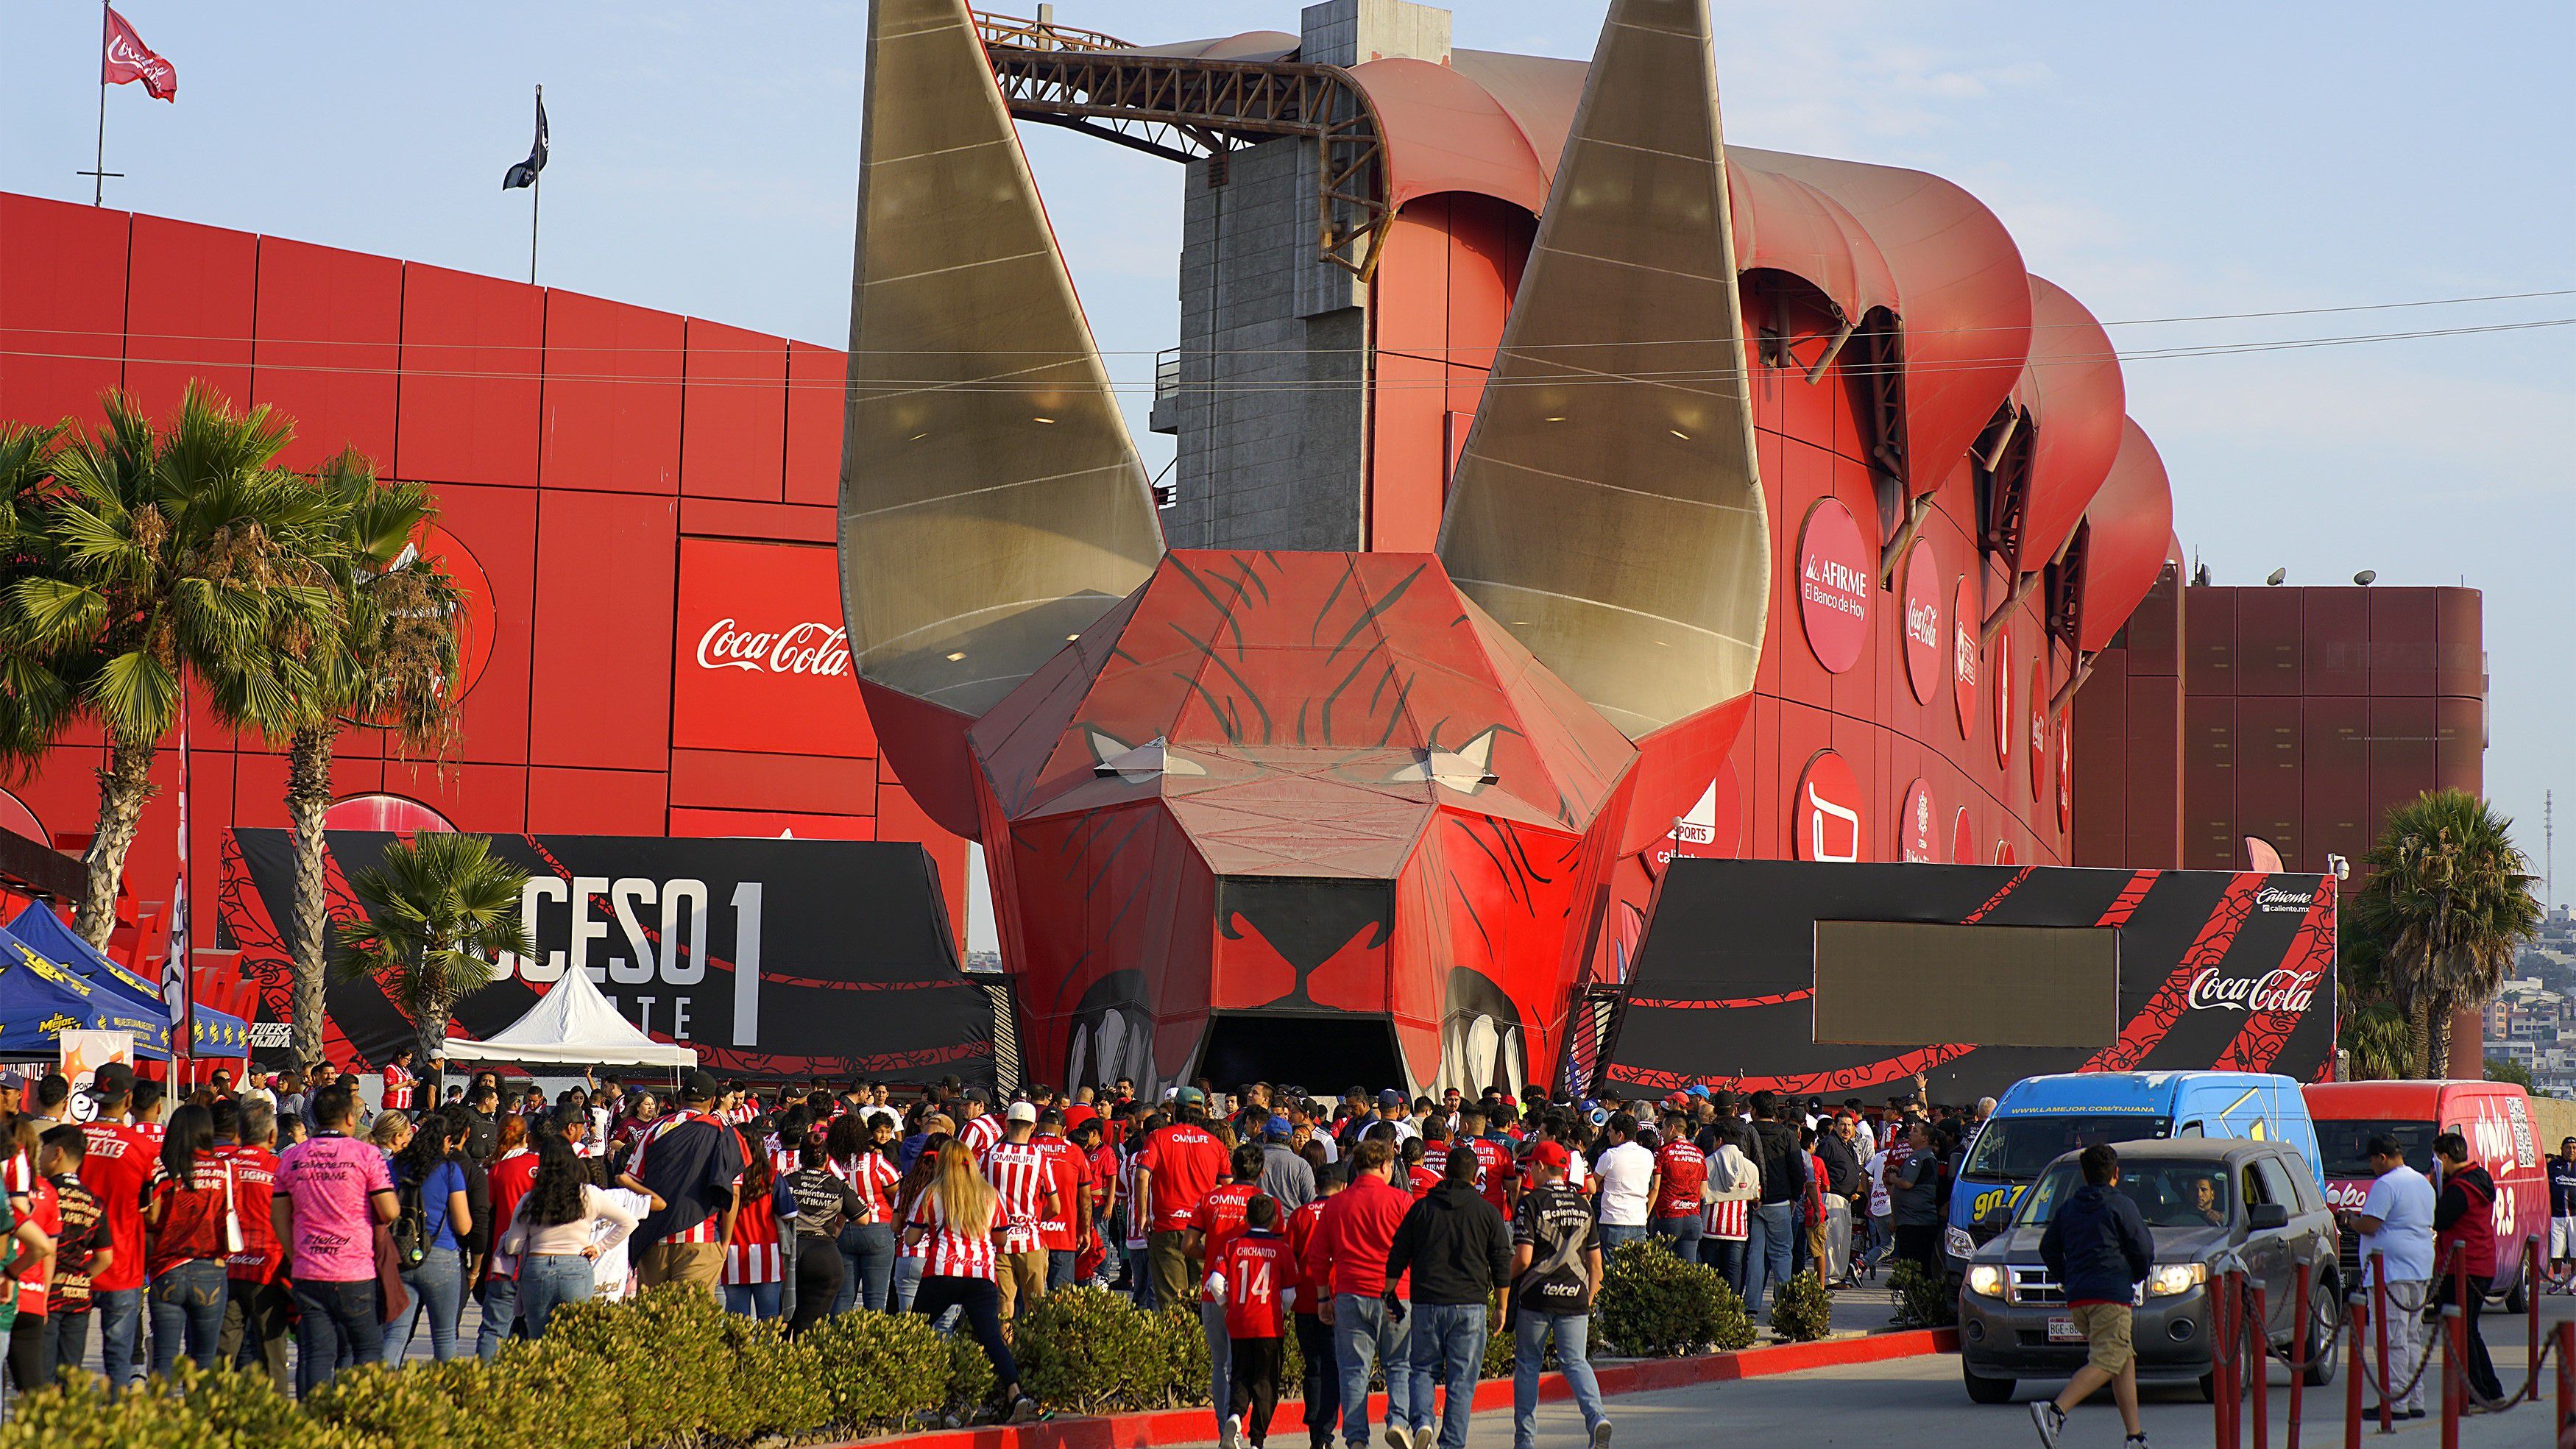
[
  {"left": 1645, "top": 1112, "right": 1705, "bottom": 1261},
  {"left": 497, "top": 1133, "right": 640, "bottom": 1337},
  {"left": 383, "top": 1108, "right": 474, "bottom": 1363},
  {"left": 1308, "top": 1137, "right": 1415, "bottom": 1449},
  {"left": 1259, "top": 1117, "right": 1318, "bottom": 1211},
  {"left": 478, "top": 1116, "right": 537, "bottom": 1359},
  {"left": 980, "top": 1102, "right": 1065, "bottom": 1318},
  {"left": 1699, "top": 1122, "right": 1758, "bottom": 1290},
  {"left": 76, "top": 1062, "right": 152, "bottom": 1395},
  {"left": 2550, "top": 1137, "right": 2576, "bottom": 1290},
  {"left": 1139, "top": 1088, "right": 1229, "bottom": 1306},
  {"left": 828, "top": 1111, "right": 903, "bottom": 1312},
  {"left": 782, "top": 1139, "right": 864, "bottom": 1334},
  {"left": 217, "top": 1101, "right": 290, "bottom": 1390},
  {"left": 623, "top": 1071, "right": 747, "bottom": 1297},
  {"left": 2028, "top": 1144, "right": 2152, "bottom": 1449},
  {"left": 143, "top": 1103, "right": 236, "bottom": 1375},
  {"left": 1510, "top": 1141, "right": 1610, "bottom": 1449},
  {"left": 4, "top": 1118, "right": 58, "bottom": 1395},
  {"left": 1387, "top": 1146, "right": 1512, "bottom": 1449},
  {"left": 1190, "top": 1141, "right": 1270, "bottom": 1417},
  {"left": 1590, "top": 1113, "right": 1653, "bottom": 1253},
  {"left": 1210, "top": 1194, "right": 1296, "bottom": 1449},
  {"left": 1032, "top": 1107, "right": 1095, "bottom": 1291},
  {"left": 1741, "top": 1091, "right": 1805, "bottom": 1314},
  {"left": 721, "top": 1124, "right": 793, "bottom": 1319},
  {"left": 2430, "top": 1131, "right": 2504, "bottom": 1403},
  {"left": 1288, "top": 1164, "right": 1345, "bottom": 1449},
  {"left": 273, "top": 1083, "right": 400, "bottom": 1396},
  {"left": 2337, "top": 1132, "right": 2435, "bottom": 1420},
  {"left": 902, "top": 1138, "right": 1041, "bottom": 1423}
]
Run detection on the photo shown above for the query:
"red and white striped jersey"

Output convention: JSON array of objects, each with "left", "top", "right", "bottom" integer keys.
[
  {"left": 1119, "top": 1149, "right": 1150, "bottom": 1247},
  {"left": 980, "top": 1139, "right": 1057, "bottom": 1255},
  {"left": 380, "top": 1063, "right": 414, "bottom": 1112},
  {"left": 1702, "top": 1196, "right": 1748, "bottom": 1241},
  {"left": 832, "top": 1152, "right": 902, "bottom": 1225},
  {"left": 908, "top": 1190, "right": 997, "bottom": 1280},
  {"left": 958, "top": 1113, "right": 1005, "bottom": 1160},
  {"left": 714, "top": 1103, "right": 758, "bottom": 1127},
  {"left": 726, "top": 1180, "right": 785, "bottom": 1285}
]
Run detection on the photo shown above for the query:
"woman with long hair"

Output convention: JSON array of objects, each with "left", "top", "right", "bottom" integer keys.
[
  {"left": 142, "top": 1102, "right": 231, "bottom": 1372},
  {"left": 890, "top": 1127, "right": 950, "bottom": 1313},
  {"left": 382, "top": 1108, "right": 474, "bottom": 1363},
  {"left": 496, "top": 1134, "right": 637, "bottom": 1337},
  {"left": 828, "top": 1110, "right": 903, "bottom": 1313},
  {"left": 722, "top": 1116, "right": 795, "bottom": 1319},
  {"left": 781, "top": 1138, "right": 863, "bottom": 1335},
  {"left": 903, "top": 1138, "right": 1038, "bottom": 1422},
  {"left": 475, "top": 1113, "right": 537, "bottom": 1361}
]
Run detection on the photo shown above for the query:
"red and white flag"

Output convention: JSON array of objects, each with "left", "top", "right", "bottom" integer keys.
[{"left": 103, "top": 7, "right": 177, "bottom": 102}]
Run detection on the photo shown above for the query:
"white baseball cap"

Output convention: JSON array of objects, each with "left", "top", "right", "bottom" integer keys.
[{"left": 1007, "top": 1101, "right": 1039, "bottom": 1124}]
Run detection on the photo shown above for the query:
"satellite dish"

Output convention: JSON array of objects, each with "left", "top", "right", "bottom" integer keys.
[
  {"left": 2265, "top": 569, "right": 2286, "bottom": 587},
  {"left": 2352, "top": 570, "right": 2377, "bottom": 586}
]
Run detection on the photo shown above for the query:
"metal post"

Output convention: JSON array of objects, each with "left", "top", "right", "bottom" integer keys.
[
  {"left": 92, "top": 1, "right": 109, "bottom": 204},
  {"left": 2342, "top": 1293, "right": 2364, "bottom": 1449},
  {"left": 2287, "top": 1271, "right": 2307, "bottom": 1449},
  {"left": 2251, "top": 1280, "right": 2270, "bottom": 1449},
  {"left": 2557, "top": 1320, "right": 2572, "bottom": 1441},
  {"left": 2527, "top": 1236, "right": 2542, "bottom": 1406},
  {"left": 2371, "top": 1254, "right": 2391, "bottom": 1434},
  {"left": 529, "top": 170, "right": 542, "bottom": 286},
  {"left": 2438, "top": 1265, "right": 2461, "bottom": 1449},
  {"left": 2214, "top": 1268, "right": 2235, "bottom": 1449}
]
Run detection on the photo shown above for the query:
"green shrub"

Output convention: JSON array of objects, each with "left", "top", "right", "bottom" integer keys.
[
  {"left": 806, "top": 1305, "right": 952, "bottom": 1430},
  {"left": 1594, "top": 1240, "right": 1756, "bottom": 1356},
  {"left": 1768, "top": 1269, "right": 1833, "bottom": 1342},
  {"left": 1148, "top": 1303, "right": 1216, "bottom": 1406},
  {"left": 1016, "top": 1286, "right": 1167, "bottom": 1411},
  {"left": 945, "top": 1319, "right": 999, "bottom": 1410},
  {"left": 1888, "top": 1259, "right": 1958, "bottom": 1329}
]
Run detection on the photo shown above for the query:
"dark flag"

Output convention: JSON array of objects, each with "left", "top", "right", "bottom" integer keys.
[{"left": 502, "top": 86, "right": 548, "bottom": 190}]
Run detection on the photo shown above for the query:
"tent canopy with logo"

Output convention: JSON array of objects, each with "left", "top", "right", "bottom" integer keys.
[
  {"left": 0, "top": 926, "right": 174, "bottom": 1060},
  {"left": 6, "top": 904, "right": 177, "bottom": 1039},
  {"left": 187, "top": 1003, "right": 250, "bottom": 1058},
  {"left": 441, "top": 963, "right": 698, "bottom": 1069}
]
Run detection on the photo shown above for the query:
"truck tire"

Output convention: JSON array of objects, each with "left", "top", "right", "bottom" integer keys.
[
  {"left": 1963, "top": 1361, "right": 2016, "bottom": 1404},
  {"left": 2504, "top": 1273, "right": 2528, "bottom": 1316},
  {"left": 2300, "top": 1276, "right": 2340, "bottom": 1387}
]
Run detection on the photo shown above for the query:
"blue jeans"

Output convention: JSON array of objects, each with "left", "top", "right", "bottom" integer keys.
[
  {"left": 838, "top": 1222, "right": 897, "bottom": 1314},
  {"left": 92, "top": 1286, "right": 142, "bottom": 1396},
  {"left": 726, "top": 1280, "right": 783, "bottom": 1319},
  {"left": 1049, "top": 1248, "right": 1078, "bottom": 1290},
  {"left": 1514, "top": 1310, "right": 1604, "bottom": 1449},
  {"left": 149, "top": 1259, "right": 229, "bottom": 1375},
  {"left": 1202, "top": 1299, "right": 1232, "bottom": 1419},
  {"left": 1404, "top": 1302, "right": 1486, "bottom": 1449},
  {"left": 382, "top": 1246, "right": 466, "bottom": 1363},
  {"left": 46, "top": 1308, "right": 90, "bottom": 1388},
  {"left": 1651, "top": 1215, "right": 1703, "bottom": 1261},
  {"left": 291, "top": 1278, "right": 383, "bottom": 1397},
  {"left": 476, "top": 1272, "right": 521, "bottom": 1361},
  {"left": 1596, "top": 1222, "right": 1646, "bottom": 1253},
  {"left": 1700, "top": 1235, "right": 1747, "bottom": 1293},
  {"left": 893, "top": 1253, "right": 924, "bottom": 1313},
  {"left": 1332, "top": 1292, "right": 1409, "bottom": 1446},
  {"left": 1744, "top": 1201, "right": 1798, "bottom": 1314},
  {"left": 518, "top": 1255, "right": 595, "bottom": 1338}
]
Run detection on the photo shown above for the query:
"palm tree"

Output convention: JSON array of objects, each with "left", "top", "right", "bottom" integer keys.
[
  {"left": 0, "top": 386, "right": 338, "bottom": 946},
  {"left": 2352, "top": 789, "right": 2542, "bottom": 1079},
  {"left": 281, "top": 452, "right": 461, "bottom": 1065},
  {"left": 333, "top": 832, "right": 531, "bottom": 1066}
]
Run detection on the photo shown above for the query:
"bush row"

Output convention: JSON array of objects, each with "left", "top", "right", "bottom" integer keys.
[{"left": 1, "top": 1247, "right": 1763, "bottom": 1449}]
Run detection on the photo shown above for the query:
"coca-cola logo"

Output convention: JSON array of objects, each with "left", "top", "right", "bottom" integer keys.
[
  {"left": 696, "top": 618, "right": 852, "bottom": 678},
  {"left": 2185, "top": 966, "right": 2321, "bottom": 1013},
  {"left": 2254, "top": 885, "right": 2315, "bottom": 914}
]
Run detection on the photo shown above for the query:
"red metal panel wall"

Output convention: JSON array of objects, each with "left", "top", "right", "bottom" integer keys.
[
  {"left": 527, "top": 765, "right": 668, "bottom": 835},
  {"left": 252, "top": 237, "right": 403, "bottom": 471},
  {"left": 2434, "top": 695, "right": 2483, "bottom": 796},
  {"left": 668, "top": 749, "right": 877, "bottom": 817},
  {"left": 2185, "top": 587, "right": 2235, "bottom": 699},
  {"left": 526, "top": 490, "right": 677, "bottom": 772},
  {"left": 2182, "top": 695, "right": 2235, "bottom": 869},
  {"left": 397, "top": 263, "right": 543, "bottom": 486},
  {"left": 680, "top": 319, "right": 787, "bottom": 502},
  {"left": 424, "top": 483, "right": 539, "bottom": 765},
  {"left": 540, "top": 291, "right": 684, "bottom": 494},
  {"left": 2233, "top": 587, "right": 2301, "bottom": 698},
  {"left": 123, "top": 216, "right": 258, "bottom": 420},
  {"left": 783, "top": 341, "right": 845, "bottom": 508},
  {"left": 2126, "top": 672, "right": 2184, "bottom": 868},
  {"left": 2433, "top": 587, "right": 2483, "bottom": 698},
  {"left": 2301, "top": 697, "right": 2371, "bottom": 868},
  {"left": 2234, "top": 695, "right": 2302, "bottom": 863},
  {"left": 2303, "top": 589, "right": 2369, "bottom": 695},
  {"left": 2370, "top": 588, "right": 2438, "bottom": 697},
  {"left": 2367, "top": 695, "right": 2438, "bottom": 837},
  {"left": 0, "top": 194, "right": 128, "bottom": 428}
]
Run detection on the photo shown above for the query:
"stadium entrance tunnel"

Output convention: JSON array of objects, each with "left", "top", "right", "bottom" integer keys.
[{"left": 1196, "top": 1012, "right": 1406, "bottom": 1099}]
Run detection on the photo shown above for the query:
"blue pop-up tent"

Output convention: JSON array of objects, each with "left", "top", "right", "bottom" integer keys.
[
  {"left": 0, "top": 927, "right": 172, "bottom": 1059},
  {"left": 187, "top": 1002, "right": 250, "bottom": 1057},
  {"left": 5, "top": 904, "right": 175, "bottom": 1038}
]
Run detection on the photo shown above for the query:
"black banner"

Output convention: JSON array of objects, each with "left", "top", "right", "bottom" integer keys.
[
  {"left": 217, "top": 829, "right": 993, "bottom": 1085},
  {"left": 1601, "top": 860, "right": 2336, "bottom": 1102}
]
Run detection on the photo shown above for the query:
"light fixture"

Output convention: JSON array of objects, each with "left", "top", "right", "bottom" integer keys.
[
  {"left": 909, "top": 431, "right": 930, "bottom": 441},
  {"left": 2265, "top": 568, "right": 2285, "bottom": 587},
  {"left": 1543, "top": 416, "right": 1566, "bottom": 423},
  {"left": 946, "top": 651, "right": 966, "bottom": 662},
  {"left": 1033, "top": 416, "right": 1056, "bottom": 425},
  {"left": 1669, "top": 428, "right": 1690, "bottom": 440},
  {"left": 2353, "top": 570, "right": 2377, "bottom": 586},
  {"left": 1065, "top": 634, "right": 1080, "bottom": 642}
]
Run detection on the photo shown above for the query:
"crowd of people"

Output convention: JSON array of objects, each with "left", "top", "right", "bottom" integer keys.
[{"left": 0, "top": 1051, "right": 2011, "bottom": 1443}]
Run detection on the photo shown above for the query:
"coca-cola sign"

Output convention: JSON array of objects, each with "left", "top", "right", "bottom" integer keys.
[
  {"left": 1902, "top": 537, "right": 1941, "bottom": 705},
  {"left": 2186, "top": 966, "right": 2322, "bottom": 1013},
  {"left": 673, "top": 539, "right": 876, "bottom": 758}
]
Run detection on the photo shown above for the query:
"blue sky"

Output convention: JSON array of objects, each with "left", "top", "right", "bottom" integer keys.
[{"left": 6, "top": 1, "right": 2570, "bottom": 924}]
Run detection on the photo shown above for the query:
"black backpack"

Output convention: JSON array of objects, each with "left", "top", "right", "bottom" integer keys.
[{"left": 389, "top": 1175, "right": 429, "bottom": 1270}]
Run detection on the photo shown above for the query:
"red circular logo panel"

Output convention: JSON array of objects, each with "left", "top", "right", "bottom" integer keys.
[
  {"left": 2056, "top": 711, "right": 2075, "bottom": 832},
  {"left": 1995, "top": 839, "right": 2017, "bottom": 866},
  {"left": 1902, "top": 537, "right": 1941, "bottom": 704},
  {"left": 1951, "top": 806, "right": 1975, "bottom": 866},
  {"left": 2028, "top": 657, "right": 2049, "bottom": 801},
  {"left": 1795, "top": 749, "right": 1866, "bottom": 862},
  {"left": 1992, "top": 623, "right": 2014, "bottom": 768},
  {"left": 1898, "top": 777, "right": 1937, "bottom": 862},
  {"left": 1797, "top": 498, "right": 1872, "bottom": 673},
  {"left": 1664, "top": 758, "right": 1744, "bottom": 862},
  {"left": 1951, "top": 576, "right": 1979, "bottom": 740}
]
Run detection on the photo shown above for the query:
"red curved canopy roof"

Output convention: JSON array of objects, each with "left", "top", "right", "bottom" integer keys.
[
  {"left": 2007, "top": 275, "right": 2126, "bottom": 573},
  {"left": 1725, "top": 156, "right": 1896, "bottom": 323},
  {"left": 1124, "top": 32, "right": 1301, "bottom": 62},
  {"left": 2077, "top": 417, "right": 2175, "bottom": 652},
  {"left": 1347, "top": 57, "right": 1551, "bottom": 214}
]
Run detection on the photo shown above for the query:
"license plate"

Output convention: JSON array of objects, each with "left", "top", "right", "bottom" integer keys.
[{"left": 2047, "top": 1317, "right": 2084, "bottom": 1343}]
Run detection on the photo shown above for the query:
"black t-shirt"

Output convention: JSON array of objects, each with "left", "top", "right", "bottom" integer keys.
[
  {"left": 782, "top": 1167, "right": 863, "bottom": 1240},
  {"left": 1512, "top": 1182, "right": 1600, "bottom": 1314},
  {"left": 2549, "top": 1158, "right": 2576, "bottom": 1217}
]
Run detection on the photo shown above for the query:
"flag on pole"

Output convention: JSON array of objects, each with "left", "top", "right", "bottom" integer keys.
[
  {"left": 102, "top": 7, "right": 178, "bottom": 101},
  {"left": 162, "top": 699, "right": 191, "bottom": 1049},
  {"left": 502, "top": 86, "right": 548, "bottom": 189}
]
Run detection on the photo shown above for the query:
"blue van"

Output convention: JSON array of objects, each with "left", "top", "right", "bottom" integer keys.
[{"left": 1942, "top": 1071, "right": 2323, "bottom": 1278}]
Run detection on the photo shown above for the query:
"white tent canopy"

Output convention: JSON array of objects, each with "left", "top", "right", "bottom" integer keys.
[{"left": 442, "top": 967, "right": 698, "bottom": 1069}]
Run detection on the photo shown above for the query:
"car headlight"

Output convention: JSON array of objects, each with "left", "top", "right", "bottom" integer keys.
[
  {"left": 2145, "top": 1263, "right": 2207, "bottom": 1297},
  {"left": 1965, "top": 1264, "right": 2006, "bottom": 1297},
  {"left": 1944, "top": 1225, "right": 1977, "bottom": 1260}
]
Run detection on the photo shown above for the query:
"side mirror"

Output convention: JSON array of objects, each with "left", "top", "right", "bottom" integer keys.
[{"left": 2248, "top": 1202, "right": 2289, "bottom": 1230}]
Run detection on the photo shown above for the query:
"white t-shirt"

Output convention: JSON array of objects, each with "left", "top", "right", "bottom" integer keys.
[
  {"left": 1864, "top": 1150, "right": 1893, "bottom": 1217},
  {"left": 1852, "top": 1119, "right": 1877, "bottom": 1162},
  {"left": 591, "top": 1186, "right": 656, "bottom": 1300},
  {"left": 1594, "top": 1140, "right": 1657, "bottom": 1226},
  {"left": 2359, "top": 1163, "right": 2437, "bottom": 1283}
]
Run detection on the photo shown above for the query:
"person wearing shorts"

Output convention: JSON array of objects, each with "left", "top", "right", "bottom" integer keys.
[{"left": 2028, "top": 1144, "right": 2152, "bottom": 1449}]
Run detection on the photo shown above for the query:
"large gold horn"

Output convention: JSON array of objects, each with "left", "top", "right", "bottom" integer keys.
[
  {"left": 1437, "top": 0, "right": 1767, "bottom": 740},
  {"left": 838, "top": 0, "right": 1163, "bottom": 718}
]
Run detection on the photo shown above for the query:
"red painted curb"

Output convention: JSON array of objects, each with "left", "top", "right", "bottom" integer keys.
[{"left": 839, "top": 1328, "right": 1960, "bottom": 1449}]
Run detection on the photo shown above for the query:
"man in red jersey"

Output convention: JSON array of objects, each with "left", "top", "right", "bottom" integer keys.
[
  {"left": 980, "top": 1102, "right": 1064, "bottom": 1319},
  {"left": 1029, "top": 1107, "right": 1093, "bottom": 1292},
  {"left": 1458, "top": 1105, "right": 1514, "bottom": 1217},
  {"left": 1211, "top": 1194, "right": 1298, "bottom": 1449},
  {"left": 1138, "top": 1086, "right": 1228, "bottom": 1306},
  {"left": 216, "top": 1100, "right": 289, "bottom": 1392},
  {"left": 1287, "top": 1164, "right": 1345, "bottom": 1449},
  {"left": 77, "top": 1063, "right": 153, "bottom": 1396},
  {"left": 1307, "top": 1138, "right": 1415, "bottom": 1449},
  {"left": 1189, "top": 1141, "right": 1269, "bottom": 1423},
  {"left": 1646, "top": 1110, "right": 1708, "bottom": 1263}
]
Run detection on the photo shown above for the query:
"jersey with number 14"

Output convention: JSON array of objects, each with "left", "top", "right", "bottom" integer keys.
[{"left": 1217, "top": 1230, "right": 1293, "bottom": 1338}]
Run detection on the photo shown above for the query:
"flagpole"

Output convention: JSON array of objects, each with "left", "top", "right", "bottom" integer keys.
[
  {"left": 92, "top": 1, "right": 109, "bottom": 205},
  {"left": 528, "top": 83, "right": 542, "bottom": 285}
]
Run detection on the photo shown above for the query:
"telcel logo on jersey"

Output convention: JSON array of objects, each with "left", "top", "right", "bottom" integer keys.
[
  {"left": 2185, "top": 966, "right": 2321, "bottom": 1013},
  {"left": 696, "top": 618, "right": 853, "bottom": 677}
]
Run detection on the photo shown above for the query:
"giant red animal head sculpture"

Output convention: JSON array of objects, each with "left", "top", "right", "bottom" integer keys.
[{"left": 839, "top": 0, "right": 1769, "bottom": 1094}]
